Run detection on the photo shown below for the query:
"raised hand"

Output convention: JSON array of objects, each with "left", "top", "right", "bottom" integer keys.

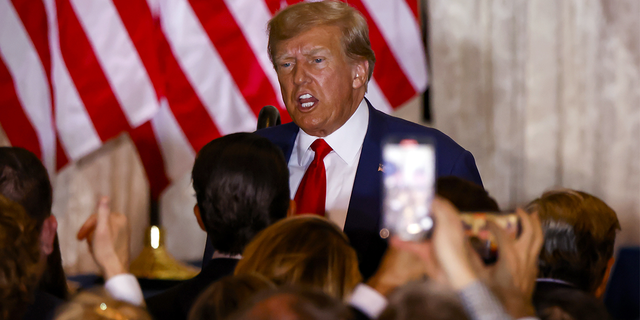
[
  {"left": 472, "top": 208, "right": 543, "bottom": 317},
  {"left": 390, "top": 197, "right": 478, "bottom": 290},
  {"left": 77, "top": 196, "right": 130, "bottom": 280}
]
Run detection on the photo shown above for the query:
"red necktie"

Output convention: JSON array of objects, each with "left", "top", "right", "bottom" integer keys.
[{"left": 294, "top": 139, "right": 333, "bottom": 216}]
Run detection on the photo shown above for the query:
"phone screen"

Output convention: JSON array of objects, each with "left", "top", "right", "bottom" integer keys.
[{"left": 381, "top": 137, "right": 436, "bottom": 241}]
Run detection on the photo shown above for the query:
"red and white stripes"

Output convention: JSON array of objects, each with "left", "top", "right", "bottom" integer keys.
[{"left": 0, "top": 0, "right": 428, "bottom": 198}]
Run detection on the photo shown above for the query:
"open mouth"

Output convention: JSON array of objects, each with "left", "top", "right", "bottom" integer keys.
[{"left": 298, "top": 93, "right": 318, "bottom": 110}]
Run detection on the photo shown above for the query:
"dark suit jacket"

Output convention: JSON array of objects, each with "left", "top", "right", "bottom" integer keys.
[
  {"left": 23, "top": 290, "right": 63, "bottom": 320},
  {"left": 255, "top": 100, "right": 483, "bottom": 279},
  {"left": 146, "top": 258, "right": 239, "bottom": 320},
  {"left": 533, "top": 280, "right": 612, "bottom": 319}
]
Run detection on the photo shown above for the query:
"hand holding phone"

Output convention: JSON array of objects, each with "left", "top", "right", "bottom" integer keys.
[{"left": 459, "top": 212, "right": 521, "bottom": 264}]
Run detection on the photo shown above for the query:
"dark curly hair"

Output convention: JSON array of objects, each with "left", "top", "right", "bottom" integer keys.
[
  {"left": 0, "top": 194, "right": 42, "bottom": 320},
  {"left": 191, "top": 133, "right": 290, "bottom": 255}
]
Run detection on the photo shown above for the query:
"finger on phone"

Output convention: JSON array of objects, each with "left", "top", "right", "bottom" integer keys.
[
  {"left": 465, "top": 240, "right": 486, "bottom": 273},
  {"left": 515, "top": 208, "right": 534, "bottom": 241},
  {"left": 486, "top": 219, "right": 512, "bottom": 250},
  {"left": 431, "top": 197, "right": 461, "bottom": 227},
  {"left": 522, "top": 210, "right": 544, "bottom": 254}
]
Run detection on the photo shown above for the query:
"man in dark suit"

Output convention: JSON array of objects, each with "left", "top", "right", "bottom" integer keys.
[
  {"left": 255, "top": 1, "right": 482, "bottom": 279},
  {"left": 146, "top": 133, "right": 292, "bottom": 320}
]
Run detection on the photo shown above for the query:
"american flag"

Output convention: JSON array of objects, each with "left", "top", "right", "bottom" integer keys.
[{"left": 0, "top": 0, "right": 428, "bottom": 200}]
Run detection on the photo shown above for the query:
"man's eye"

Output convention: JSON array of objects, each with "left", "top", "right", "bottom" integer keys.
[
  {"left": 314, "top": 58, "right": 323, "bottom": 63},
  {"left": 281, "top": 62, "right": 291, "bottom": 68}
]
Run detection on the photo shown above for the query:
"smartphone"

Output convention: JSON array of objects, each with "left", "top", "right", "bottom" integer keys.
[
  {"left": 459, "top": 212, "right": 522, "bottom": 264},
  {"left": 381, "top": 136, "right": 436, "bottom": 241}
]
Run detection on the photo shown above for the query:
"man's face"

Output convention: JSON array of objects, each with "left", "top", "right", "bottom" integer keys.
[{"left": 274, "top": 25, "right": 367, "bottom": 137}]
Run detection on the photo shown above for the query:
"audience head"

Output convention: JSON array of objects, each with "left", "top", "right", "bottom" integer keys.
[
  {"left": 526, "top": 189, "right": 620, "bottom": 296},
  {"left": 191, "top": 133, "right": 290, "bottom": 255},
  {"left": 0, "top": 147, "right": 67, "bottom": 299},
  {"left": 268, "top": 0, "right": 375, "bottom": 82},
  {"left": 0, "top": 147, "right": 53, "bottom": 227},
  {"left": 436, "top": 176, "right": 499, "bottom": 212},
  {"left": 189, "top": 274, "right": 276, "bottom": 320},
  {"left": 378, "top": 280, "right": 470, "bottom": 320},
  {"left": 267, "top": 1, "right": 374, "bottom": 137},
  {"left": 54, "top": 288, "right": 151, "bottom": 320},
  {"left": 235, "top": 215, "right": 361, "bottom": 299},
  {"left": 0, "top": 195, "right": 43, "bottom": 320},
  {"left": 228, "top": 286, "right": 352, "bottom": 320}
]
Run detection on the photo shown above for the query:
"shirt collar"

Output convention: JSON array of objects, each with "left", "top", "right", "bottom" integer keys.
[
  {"left": 211, "top": 250, "right": 242, "bottom": 260},
  {"left": 295, "top": 99, "right": 369, "bottom": 165},
  {"left": 536, "top": 278, "right": 576, "bottom": 287}
]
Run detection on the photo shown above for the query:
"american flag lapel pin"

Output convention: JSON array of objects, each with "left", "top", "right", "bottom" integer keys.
[{"left": 378, "top": 163, "right": 384, "bottom": 172}]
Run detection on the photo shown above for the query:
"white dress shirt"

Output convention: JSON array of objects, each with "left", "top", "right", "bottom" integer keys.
[
  {"left": 211, "top": 250, "right": 242, "bottom": 260},
  {"left": 288, "top": 99, "right": 369, "bottom": 229},
  {"left": 348, "top": 283, "right": 388, "bottom": 318}
]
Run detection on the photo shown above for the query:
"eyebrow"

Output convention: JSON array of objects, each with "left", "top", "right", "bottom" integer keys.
[
  {"left": 275, "top": 47, "right": 331, "bottom": 62},
  {"left": 305, "top": 47, "right": 330, "bottom": 56}
]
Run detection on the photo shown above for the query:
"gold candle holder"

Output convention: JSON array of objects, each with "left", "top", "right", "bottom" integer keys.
[{"left": 129, "top": 226, "right": 199, "bottom": 280}]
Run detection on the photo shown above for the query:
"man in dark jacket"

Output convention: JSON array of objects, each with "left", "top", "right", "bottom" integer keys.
[{"left": 146, "top": 133, "right": 293, "bottom": 320}]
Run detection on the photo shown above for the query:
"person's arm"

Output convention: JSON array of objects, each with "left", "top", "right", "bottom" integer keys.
[
  {"left": 348, "top": 283, "right": 388, "bottom": 320},
  {"left": 77, "top": 197, "right": 144, "bottom": 306},
  {"left": 457, "top": 280, "right": 513, "bottom": 320},
  {"left": 349, "top": 246, "right": 426, "bottom": 319},
  {"left": 349, "top": 224, "right": 434, "bottom": 318},
  {"left": 104, "top": 273, "right": 144, "bottom": 306},
  {"left": 391, "top": 198, "right": 538, "bottom": 320}
]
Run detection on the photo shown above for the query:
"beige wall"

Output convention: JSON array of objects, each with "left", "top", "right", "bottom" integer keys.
[
  {"left": 1, "top": 0, "right": 638, "bottom": 274},
  {"left": 427, "top": 0, "right": 640, "bottom": 249}
]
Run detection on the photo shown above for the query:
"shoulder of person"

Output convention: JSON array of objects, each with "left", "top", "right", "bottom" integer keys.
[
  {"left": 254, "top": 121, "right": 299, "bottom": 139},
  {"left": 372, "top": 109, "right": 466, "bottom": 153}
]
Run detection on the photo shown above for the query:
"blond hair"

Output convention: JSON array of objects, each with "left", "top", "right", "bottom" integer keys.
[
  {"left": 189, "top": 274, "right": 275, "bottom": 320},
  {"left": 0, "top": 195, "right": 41, "bottom": 320},
  {"left": 235, "top": 215, "right": 362, "bottom": 299},
  {"left": 55, "top": 288, "right": 151, "bottom": 320},
  {"left": 268, "top": 0, "right": 376, "bottom": 82}
]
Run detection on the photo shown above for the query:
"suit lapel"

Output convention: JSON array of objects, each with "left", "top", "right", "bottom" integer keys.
[{"left": 344, "top": 100, "right": 385, "bottom": 248}]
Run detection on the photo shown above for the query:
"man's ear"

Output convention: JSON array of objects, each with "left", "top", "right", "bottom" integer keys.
[
  {"left": 352, "top": 60, "right": 368, "bottom": 89},
  {"left": 287, "top": 200, "right": 297, "bottom": 217},
  {"left": 595, "top": 256, "right": 615, "bottom": 298},
  {"left": 40, "top": 215, "right": 57, "bottom": 256},
  {"left": 193, "top": 204, "right": 206, "bottom": 232}
]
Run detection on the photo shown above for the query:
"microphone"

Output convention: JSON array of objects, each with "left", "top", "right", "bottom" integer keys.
[{"left": 257, "top": 105, "right": 281, "bottom": 130}]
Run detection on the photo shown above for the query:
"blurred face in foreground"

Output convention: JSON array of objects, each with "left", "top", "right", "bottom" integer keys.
[{"left": 274, "top": 25, "right": 368, "bottom": 137}]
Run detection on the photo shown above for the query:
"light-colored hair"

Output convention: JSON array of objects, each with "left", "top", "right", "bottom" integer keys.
[
  {"left": 525, "top": 189, "right": 621, "bottom": 293},
  {"left": 267, "top": 0, "right": 376, "bottom": 82},
  {"left": 55, "top": 288, "right": 151, "bottom": 320},
  {"left": 189, "top": 274, "right": 275, "bottom": 320},
  {"left": 228, "top": 286, "right": 352, "bottom": 320},
  {"left": 0, "top": 194, "right": 41, "bottom": 320},
  {"left": 235, "top": 215, "right": 362, "bottom": 300},
  {"left": 379, "top": 280, "right": 470, "bottom": 320}
]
